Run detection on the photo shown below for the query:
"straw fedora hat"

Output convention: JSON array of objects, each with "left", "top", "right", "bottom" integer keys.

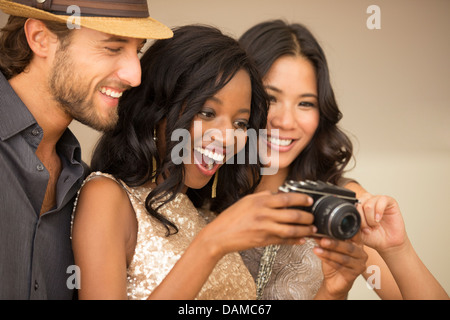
[{"left": 0, "top": 0, "right": 173, "bottom": 39}]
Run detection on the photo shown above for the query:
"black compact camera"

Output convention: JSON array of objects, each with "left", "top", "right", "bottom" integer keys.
[{"left": 279, "top": 180, "right": 361, "bottom": 240}]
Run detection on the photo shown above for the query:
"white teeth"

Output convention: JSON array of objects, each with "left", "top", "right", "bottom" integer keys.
[
  {"left": 100, "top": 87, "right": 123, "bottom": 98},
  {"left": 194, "top": 147, "right": 225, "bottom": 165},
  {"left": 269, "top": 136, "right": 292, "bottom": 146}
]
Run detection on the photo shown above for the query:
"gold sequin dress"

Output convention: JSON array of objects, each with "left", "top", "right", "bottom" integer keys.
[{"left": 73, "top": 172, "right": 256, "bottom": 300}]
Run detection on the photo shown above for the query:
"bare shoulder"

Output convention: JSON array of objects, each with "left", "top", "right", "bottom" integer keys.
[
  {"left": 75, "top": 175, "right": 130, "bottom": 214},
  {"left": 72, "top": 175, "right": 137, "bottom": 298},
  {"left": 344, "top": 181, "right": 369, "bottom": 198},
  {"left": 72, "top": 175, "right": 136, "bottom": 243}
]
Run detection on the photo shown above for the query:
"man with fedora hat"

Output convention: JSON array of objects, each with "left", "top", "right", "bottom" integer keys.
[{"left": 0, "top": 0, "right": 172, "bottom": 299}]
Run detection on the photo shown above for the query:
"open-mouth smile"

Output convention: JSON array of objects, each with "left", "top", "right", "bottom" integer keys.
[{"left": 193, "top": 146, "right": 225, "bottom": 176}]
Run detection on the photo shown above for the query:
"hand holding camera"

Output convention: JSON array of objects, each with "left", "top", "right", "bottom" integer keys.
[
  {"left": 203, "top": 190, "right": 318, "bottom": 256},
  {"left": 278, "top": 180, "right": 367, "bottom": 299},
  {"left": 313, "top": 233, "right": 367, "bottom": 299},
  {"left": 357, "top": 192, "right": 407, "bottom": 254}
]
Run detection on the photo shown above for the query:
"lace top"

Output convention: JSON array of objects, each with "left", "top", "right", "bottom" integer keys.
[
  {"left": 72, "top": 172, "right": 256, "bottom": 300},
  {"left": 240, "top": 240, "right": 323, "bottom": 300},
  {"left": 240, "top": 178, "right": 357, "bottom": 300}
]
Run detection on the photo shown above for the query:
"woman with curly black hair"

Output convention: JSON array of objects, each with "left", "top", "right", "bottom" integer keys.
[{"left": 71, "top": 25, "right": 318, "bottom": 299}]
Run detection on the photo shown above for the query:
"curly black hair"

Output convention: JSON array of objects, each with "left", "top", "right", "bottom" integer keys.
[{"left": 91, "top": 25, "right": 269, "bottom": 235}]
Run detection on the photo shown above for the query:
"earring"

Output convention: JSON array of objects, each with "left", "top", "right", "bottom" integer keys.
[
  {"left": 152, "top": 128, "right": 157, "bottom": 183},
  {"left": 211, "top": 170, "right": 219, "bottom": 198},
  {"left": 152, "top": 156, "right": 157, "bottom": 183}
]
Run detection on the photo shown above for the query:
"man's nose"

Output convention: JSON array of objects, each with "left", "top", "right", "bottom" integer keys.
[{"left": 116, "top": 52, "right": 142, "bottom": 88}]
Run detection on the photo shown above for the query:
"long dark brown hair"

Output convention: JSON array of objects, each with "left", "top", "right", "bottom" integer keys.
[{"left": 239, "top": 20, "right": 353, "bottom": 185}]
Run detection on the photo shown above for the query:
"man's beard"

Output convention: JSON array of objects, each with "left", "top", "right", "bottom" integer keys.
[{"left": 48, "top": 47, "right": 120, "bottom": 132}]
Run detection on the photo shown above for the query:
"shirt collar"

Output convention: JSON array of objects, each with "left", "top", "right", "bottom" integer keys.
[
  {"left": 0, "top": 71, "right": 82, "bottom": 164},
  {"left": 58, "top": 128, "right": 82, "bottom": 165},
  {"left": 0, "top": 71, "right": 37, "bottom": 141}
]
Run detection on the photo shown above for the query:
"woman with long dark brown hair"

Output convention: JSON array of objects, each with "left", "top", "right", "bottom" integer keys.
[{"left": 239, "top": 20, "right": 448, "bottom": 300}]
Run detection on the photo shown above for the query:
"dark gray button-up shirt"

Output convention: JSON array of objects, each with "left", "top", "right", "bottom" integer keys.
[{"left": 0, "top": 71, "right": 85, "bottom": 299}]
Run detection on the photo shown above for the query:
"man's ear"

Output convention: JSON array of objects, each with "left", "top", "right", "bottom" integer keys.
[{"left": 23, "top": 18, "right": 57, "bottom": 58}]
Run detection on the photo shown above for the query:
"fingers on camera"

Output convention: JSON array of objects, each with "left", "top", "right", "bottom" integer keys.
[
  {"left": 314, "top": 238, "right": 367, "bottom": 267},
  {"left": 265, "top": 192, "right": 313, "bottom": 208}
]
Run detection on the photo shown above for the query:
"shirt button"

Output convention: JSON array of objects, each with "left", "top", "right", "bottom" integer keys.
[
  {"left": 34, "top": 280, "right": 39, "bottom": 291},
  {"left": 36, "top": 164, "right": 44, "bottom": 171},
  {"left": 31, "top": 128, "right": 40, "bottom": 136}
]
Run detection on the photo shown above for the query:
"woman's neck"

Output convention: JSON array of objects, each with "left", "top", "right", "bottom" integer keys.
[{"left": 256, "top": 166, "right": 290, "bottom": 193}]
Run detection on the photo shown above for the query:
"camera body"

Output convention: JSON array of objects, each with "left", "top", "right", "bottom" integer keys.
[{"left": 279, "top": 180, "right": 361, "bottom": 240}]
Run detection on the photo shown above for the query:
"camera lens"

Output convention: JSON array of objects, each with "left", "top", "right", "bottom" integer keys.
[
  {"left": 333, "top": 209, "right": 360, "bottom": 239},
  {"left": 312, "top": 196, "right": 361, "bottom": 240},
  {"left": 341, "top": 215, "right": 356, "bottom": 233}
]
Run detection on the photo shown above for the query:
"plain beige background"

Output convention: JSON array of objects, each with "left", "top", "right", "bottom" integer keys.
[{"left": 1, "top": 0, "right": 449, "bottom": 299}]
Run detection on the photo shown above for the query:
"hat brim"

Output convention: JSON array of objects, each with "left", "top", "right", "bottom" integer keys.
[{"left": 0, "top": 1, "right": 173, "bottom": 39}]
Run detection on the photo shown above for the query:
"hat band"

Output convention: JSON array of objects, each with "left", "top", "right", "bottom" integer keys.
[{"left": 13, "top": 0, "right": 150, "bottom": 18}]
